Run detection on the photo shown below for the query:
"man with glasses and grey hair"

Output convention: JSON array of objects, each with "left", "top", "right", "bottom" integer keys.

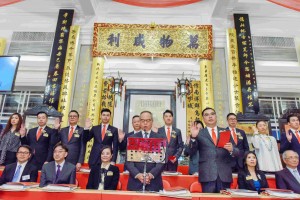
[
  {"left": 276, "top": 150, "right": 300, "bottom": 193},
  {"left": 126, "top": 111, "right": 165, "bottom": 192},
  {"left": 0, "top": 145, "right": 38, "bottom": 185}
]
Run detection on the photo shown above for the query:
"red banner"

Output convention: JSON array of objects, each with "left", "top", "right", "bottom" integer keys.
[
  {"left": 268, "top": 0, "right": 300, "bottom": 12},
  {"left": 0, "top": 0, "right": 23, "bottom": 7},
  {"left": 114, "top": 0, "right": 201, "bottom": 8}
]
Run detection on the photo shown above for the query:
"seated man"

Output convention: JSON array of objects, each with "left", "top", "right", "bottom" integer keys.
[
  {"left": 39, "top": 143, "right": 76, "bottom": 187},
  {"left": 0, "top": 145, "right": 38, "bottom": 185},
  {"left": 276, "top": 150, "right": 300, "bottom": 194}
]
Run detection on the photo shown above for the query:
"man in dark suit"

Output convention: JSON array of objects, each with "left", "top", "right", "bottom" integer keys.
[
  {"left": 0, "top": 145, "right": 38, "bottom": 185},
  {"left": 39, "top": 143, "right": 76, "bottom": 187},
  {"left": 280, "top": 114, "right": 300, "bottom": 164},
  {"left": 276, "top": 150, "right": 300, "bottom": 193},
  {"left": 190, "top": 107, "right": 239, "bottom": 193},
  {"left": 55, "top": 110, "right": 86, "bottom": 171},
  {"left": 84, "top": 108, "right": 119, "bottom": 168},
  {"left": 119, "top": 115, "right": 141, "bottom": 152},
  {"left": 226, "top": 113, "right": 249, "bottom": 173},
  {"left": 158, "top": 109, "right": 183, "bottom": 171},
  {"left": 20, "top": 112, "right": 59, "bottom": 170},
  {"left": 118, "top": 115, "right": 141, "bottom": 168},
  {"left": 126, "top": 111, "right": 165, "bottom": 192}
]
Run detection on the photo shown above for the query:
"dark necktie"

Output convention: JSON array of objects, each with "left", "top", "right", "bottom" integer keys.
[
  {"left": 144, "top": 132, "right": 148, "bottom": 138},
  {"left": 55, "top": 165, "right": 61, "bottom": 182}
]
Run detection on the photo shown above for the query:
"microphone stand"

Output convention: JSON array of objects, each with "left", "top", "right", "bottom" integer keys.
[{"left": 142, "top": 153, "right": 149, "bottom": 193}]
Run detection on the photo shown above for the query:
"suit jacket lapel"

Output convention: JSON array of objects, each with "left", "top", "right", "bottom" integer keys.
[
  {"left": 69, "top": 126, "right": 79, "bottom": 143},
  {"left": 203, "top": 127, "right": 214, "bottom": 145},
  {"left": 102, "top": 124, "right": 111, "bottom": 142},
  {"left": 289, "top": 129, "right": 299, "bottom": 144},
  {"left": 51, "top": 162, "right": 57, "bottom": 184},
  {"left": 38, "top": 126, "right": 49, "bottom": 142},
  {"left": 32, "top": 127, "right": 39, "bottom": 141},
  {"left": 246, "top": 171, "right": 255, "bottom": 190},
  {"left": 161, "top": 126, "right": 167, "bottom": 138},
  {"left": 21, "top": 162, "right": 30, "bottom": 178},
  {"left": 62, "top": 127, "right": 69, "bottom": 143},
  {"left": 104, "top": 165, "right": 112, "bottom": 186},
  {"left": 56, "top": 162, "right": 68, "bottom": 183},
  {"left": 149, "top": 131, "right": 155, "bottom": 138},
  {"left": 135, "top": 131, "right": 143, "bottom": 138},
  {"left": 284, "top": 168, "right": 300, "bottom": 185},
  {"left": 9, "top": 163, "right": 18, "bottom": 181}
]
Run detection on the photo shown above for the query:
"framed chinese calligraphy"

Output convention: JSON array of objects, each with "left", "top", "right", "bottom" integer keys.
[
  {"left": 234, "top": 14, "right": 259, "bottom": 114},
  {"left": 123, "top": 89, "right": 176, "bottom": 133},
  {"left": 186, "top": 81, "right": 201, "bottom": 137},
  {"left": 92, "top": 23, "right": 213, "bottom": 59},
  {"left": 44, "top": 9, "right": 74, "bottom": 109}
]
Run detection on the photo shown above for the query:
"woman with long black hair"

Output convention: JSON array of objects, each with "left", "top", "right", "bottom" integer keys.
[
  {"left": 0, "top": 113, "right": 23, "bottom": 166},
  {"left": 238, "top": 151, "right": 269, "bottom": 193}
]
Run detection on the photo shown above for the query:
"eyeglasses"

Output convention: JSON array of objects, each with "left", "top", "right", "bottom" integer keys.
[
  {"left": 69, "top": 115, "right": 78, "bottom": 118},
  {"left": 140, "top": 119, "right": 152, "bottom": 123},
  {"left": 285, "top": 156, "right": 299, "bottom": 160},
  {"left": 203, "top": 112, "right": 216, "bottom": 117},
  {"left": 17, "top": 152, "right": 30, "bottom": 155},
  {"left": 228, "top": 118, "right": 237, "bottom": 121},
  {"left": 54, "top": 150, "right": 66, "bottom": 154}
]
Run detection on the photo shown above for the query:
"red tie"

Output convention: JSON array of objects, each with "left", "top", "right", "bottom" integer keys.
[
  {"left": 36, "top": 127, "right": 43, "bottom": 141},
  {"left": 212, "top": 128, "right": 217, "bottom": 146},
  {"left": 296, "top": 131, "right": 300, "bottom": 143},
  {"left": 68, "top": 126, "right": 74, "bottom": 142},
  {"left": 232, "top": 128, "right": 238, "bottom": 144},
  {"left": 167, "top": 127, "right": 171, "bottom": 143},
  {"left": 102, "top": 125, "right": 106, "bottom": 140}
]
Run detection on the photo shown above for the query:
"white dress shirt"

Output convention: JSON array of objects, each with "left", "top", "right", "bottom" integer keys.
[{"left": 206, "top": 126, "right": 218, "bottom": 139}]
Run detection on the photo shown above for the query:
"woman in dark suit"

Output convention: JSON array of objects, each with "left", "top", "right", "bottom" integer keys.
[
  {"left": 238, "top": 151, "right": 269, "bottom": 193},
  {"left": 86, "top": 145, "right": 120, "bottom": 190}
]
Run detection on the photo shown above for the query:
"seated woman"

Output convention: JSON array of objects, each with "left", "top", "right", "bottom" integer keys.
[
  {"left": 238, "top": 151, "right": 269, "bottom": 193},
  {"left": 252, "top": 120, "right": 282, "bottom": 172},
  {"left": 86, "top": 145, "right": 120, "bottom": 190}
]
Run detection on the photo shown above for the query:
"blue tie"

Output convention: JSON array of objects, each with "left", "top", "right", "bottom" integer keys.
[
  {"left": 55, "top": 165, "right": 61, "bottom": 182},
  {"left": 12, "top": 165, "right": 22, "bottom": 182}
]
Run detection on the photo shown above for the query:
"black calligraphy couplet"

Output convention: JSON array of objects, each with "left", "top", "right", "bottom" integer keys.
[
  {"left": 234, "top": 14, "right": 259, "bottom": 114},
  {"left": 43, "top": 9, "right": 74, "bottom": 109}
]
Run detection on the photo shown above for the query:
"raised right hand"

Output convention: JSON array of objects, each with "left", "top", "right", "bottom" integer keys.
[
  {"left": 19, "top": 124, "right": 26, "bottom": 137},
  {"left": 54, "top": 118, "right": 61, "bottom": 130},
  {"left": 252, "top": 126, "right": 258, "bottom": 134},
  {"left": 152, "top": 126, "right": 158, "bottom": 133},
  {"left": 85, "top": 118, "right": 92, "bottom": 129},
  {"left": 286, "top": 131, "right": 293, "bottom": 142},
  {"left": 190, "top": 122, "right": 200, "bottom": 138}
]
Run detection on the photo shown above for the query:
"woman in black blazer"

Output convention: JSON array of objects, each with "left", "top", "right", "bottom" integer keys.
[
  {"left": 86, "top": 145, "right": 120, "bottom": 190},
  {"left": 238, "top": 151, "right": 269, "bottom": 193}
]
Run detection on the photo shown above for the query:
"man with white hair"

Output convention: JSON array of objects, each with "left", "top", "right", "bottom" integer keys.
[{"left": 275, "top": 150, "right": 300, "bottom": 193}]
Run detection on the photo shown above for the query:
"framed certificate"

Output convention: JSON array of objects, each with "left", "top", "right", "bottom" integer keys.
[{"left": 123, "top": 89, "right": 176, "bottom": 133}]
